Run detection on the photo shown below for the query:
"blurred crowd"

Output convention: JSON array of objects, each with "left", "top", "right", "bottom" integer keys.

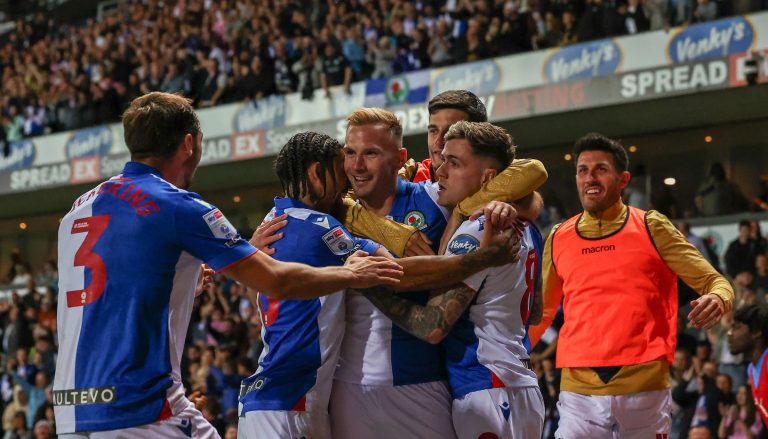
[
  {"left": 2, "top": 0, "right": 766, "bottom": 144},
  {"left": 1, "top": 213, "right": 767, "bottom": 437}
]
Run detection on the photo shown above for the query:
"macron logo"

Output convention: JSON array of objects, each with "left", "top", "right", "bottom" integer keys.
[{"left": 581, "top": 244, "right": 615, "bottom": 255}]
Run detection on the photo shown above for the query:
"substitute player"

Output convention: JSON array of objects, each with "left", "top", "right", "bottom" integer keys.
[
  {"left": 238, "top": 132, "right": 519, "bottom": 439},
  {"left": 728, "top": 304, "right": 768, "bottom": 425},
  {"left": 359, "top": 121, "right": 545, "bottom": 439},
  {"left": 53, "top": 93, "right": 402, "bottom": 438},
  {"left": 528, "top": 133, "right": 734, "bottom": 438}
]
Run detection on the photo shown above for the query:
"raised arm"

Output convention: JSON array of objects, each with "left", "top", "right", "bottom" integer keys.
[{"left": 454, "top": 158, "right": 548, "bottom": 218}]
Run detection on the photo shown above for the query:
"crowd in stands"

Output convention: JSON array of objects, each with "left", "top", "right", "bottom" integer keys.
[
  {"left": 1, "top": 212, "right": 767, "bottom": 437},
  {"left": 2, "top": 0, "right": 765, "bottom": 144}
]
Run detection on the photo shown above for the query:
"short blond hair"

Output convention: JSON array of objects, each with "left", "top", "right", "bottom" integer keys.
[{"left": 346, "top": 107, "right": 403, "bottom": 146}]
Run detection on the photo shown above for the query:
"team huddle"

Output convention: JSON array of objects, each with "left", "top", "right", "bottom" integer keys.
[{"left": 51, "top": 89, "right": 766, "bottom": 439}]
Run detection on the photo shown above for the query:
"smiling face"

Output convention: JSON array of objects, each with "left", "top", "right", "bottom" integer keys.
[
  {"left": 575, "top": 150, "right": 630, "bottom": 215},
  {"left": 343, "top": 124, "right": 405, "bottom": 202},
  {"left": 427, "top": 108, "right": 468, "bottom": 171}
]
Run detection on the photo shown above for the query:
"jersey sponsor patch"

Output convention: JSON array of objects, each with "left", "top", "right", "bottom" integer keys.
[
  {"left": 53, "top": 386, "right": 117, "bottom": 406},
  {"left": 203, "top": 208, "right": 239, "bottom": 240},
  {"left": 447, "top": 234, "right": 479, "bottom": 255},
  {"left": 404, "top": 210, "right": 428, "bottom": 230},
  {"left": 322, "top": 226, "right": 356, "bottom": 255}
]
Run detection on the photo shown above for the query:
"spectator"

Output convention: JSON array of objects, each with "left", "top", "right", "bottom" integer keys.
[
  {"left": 718, "top": 384, "right": 765, "bottom": 438},
  {"left": 753, "top": 254, "right": 768, "bottom": 301},
  {"left": 428, "top": 20, "right": 453, "bottom": 67},
  {"left": 12, "top": 371, "right": 48, "bottom": 429},
  {"left": 368, "top": 36, "right": 396, "bottom": 79},
  {"left": 560, "top": 10, "right": 579, "bottom": 45},
  {"left": 749, "top": 221, "right": 767, "bottom": 255},
  {"left": 694, "top": 0, "right": 719, "bottom": 21},
  {"left": 32, "top": 419, "right": 54, "bottom": 439},
  {"left": 2, "top": 385, "right": 27, "bottom": 433},
  {"left": 624, "top": 0, "right": 651, "bottom": 34},
  {"left": 696, "top": 163, "right": 746, "bottom": 217},
  {"left": 319, "top": 44, "right": 352, "bottom": 98},
  {"left": 725, "top": 221, "right": 760, "bottom": 278},
  {"left": 2, "top": 411, "right": 28, "bottom": 439},
  {"left": 342, "top": 27, "right": 366, "bottom": 80}
]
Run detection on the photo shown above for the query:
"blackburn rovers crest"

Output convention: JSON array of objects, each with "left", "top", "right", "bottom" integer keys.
[{"left": 405, "top": 210, "right": 427, "bottom": 230}]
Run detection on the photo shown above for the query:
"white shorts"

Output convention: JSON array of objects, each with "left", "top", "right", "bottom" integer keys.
[
  {"left": 238, "top": 410, "right": 330, "bottom": 439},
  {"left": 59, "top": 397, "right": 219, "bottom": 439},
  {"left": 329, "top": 380, "right": 457, "bottom": 439},
  {"left": 452, "top": 386, "right": 544, "bottom": 439},
  {"left": 555, "top": 389, "right": 672, "bottom": 439}
]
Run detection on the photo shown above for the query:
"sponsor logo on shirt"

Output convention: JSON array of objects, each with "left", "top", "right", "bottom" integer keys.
[
  {"left": 447, "top": 234, "right": 479, "bottom": 255},
  {"left": 53, "top": 386, "right": 116, "bottom": 405},
  {"left": 404, "top": 210, "right": 427, "bottom": 230},
  {"left": 203, "top": 208, "right": 239, "bottom": 241},
  {"left": 322, "top": 226, "right": 356, "bottom": 256},
  {"left": 581, "top": 244, "right": 616, "bottom": 255}
]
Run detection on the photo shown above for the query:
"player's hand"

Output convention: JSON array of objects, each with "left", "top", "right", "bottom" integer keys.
[
  {"left": 188, "top": 390, "right": 207, "bottom": 411},
  {"left": 513, "top": 191, "right": 544, "bottom": 222},
  {"left": 470, "top": 201, "right": 518, "bottom": 232},
  {"left": 250, "top": 214, "right": 288, "bottom": 255},
  {"left": 195, "top": 264, "right": 215, "bottom": 297},
  {"left": 479, "top": 216, "right": 521, "bottom": 266},
  {"left": 404, "top": 231, "right": 435, "bottom": 257},
  {"left": 345, "top": 250, "right": 404, "bottom": 288},
  {"left": 688, "top": 293, "right": 725, "bottom": 330}
]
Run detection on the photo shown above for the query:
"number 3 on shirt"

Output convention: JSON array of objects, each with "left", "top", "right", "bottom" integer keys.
[{"left": 66, "top": 216, "right": 111, "bottom": 308}]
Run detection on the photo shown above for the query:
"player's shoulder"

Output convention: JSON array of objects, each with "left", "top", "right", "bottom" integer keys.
[
  {"left": 282, "top": 207, "right": 343, "bottom": 231},
  {"left": 445, "top": 216, "right": 484, "bottom": 255}
]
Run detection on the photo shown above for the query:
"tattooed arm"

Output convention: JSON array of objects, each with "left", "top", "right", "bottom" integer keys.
[
  {"left": 529, "top": 284, "right": 543, "bottom": 326},
  {"left": 356, "top": 283, "right": 478, "bottom": 344}
]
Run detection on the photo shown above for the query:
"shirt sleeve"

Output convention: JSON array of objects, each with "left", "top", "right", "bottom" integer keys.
[
  {"left": 455, "top": 159, "right": 548, "bottom": 218},
  {"left": 528, "top": 225, "right": 564, "bottom": 348},
  {"left": 645, "top": 211, "right": 734, "bottom": 312},
  {"left": 174, "top": 194, "right": 257, "bottom": 272},
  {"left": 340, "top": 196, "right": 417, "bottom": 258}
]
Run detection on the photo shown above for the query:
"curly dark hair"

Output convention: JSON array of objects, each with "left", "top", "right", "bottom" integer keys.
[{"left": 274, "top": 131, "right": 343, "bottom": 200}]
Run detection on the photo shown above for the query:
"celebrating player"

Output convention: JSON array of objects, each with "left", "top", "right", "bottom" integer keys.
[
  {"left": 53, "top": 93, "right": 402, "bottom": 438},
  {"left": 529, "top": 133, "right": 734, "bottom": 437},
  {"left": 359, "top": 121, "right": 545, "bottom": 439},
  {"left": 238, "top": 132, "right": 519, "bottom": 439},
  {"left": 329, "top": 107, "right": 544, "bottom": 438}
]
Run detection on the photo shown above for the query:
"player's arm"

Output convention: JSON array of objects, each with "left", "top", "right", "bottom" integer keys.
[
  {"left": 377, "top": 224, "right": 521, "bottom": 292},
  {"left": 646, "top": 211, "right": 734, "bottom": 329},
  {"left": 221, "top": 250, "right": 403, "bottom": 300},
  {"left": 454, "top": 158, "right": 548, "bottom": 218},
  {"left": 439, "top": 159, "right": 547, "bottom": 253},
  {"left": 339, "top": 196, "right": 433, "bottom": 257},
  {"left": 357, "top": 282, "right": 478, "bottom": 344},
  {"left": 528, "top": 227, "right": 564, "bottom": 348}
]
